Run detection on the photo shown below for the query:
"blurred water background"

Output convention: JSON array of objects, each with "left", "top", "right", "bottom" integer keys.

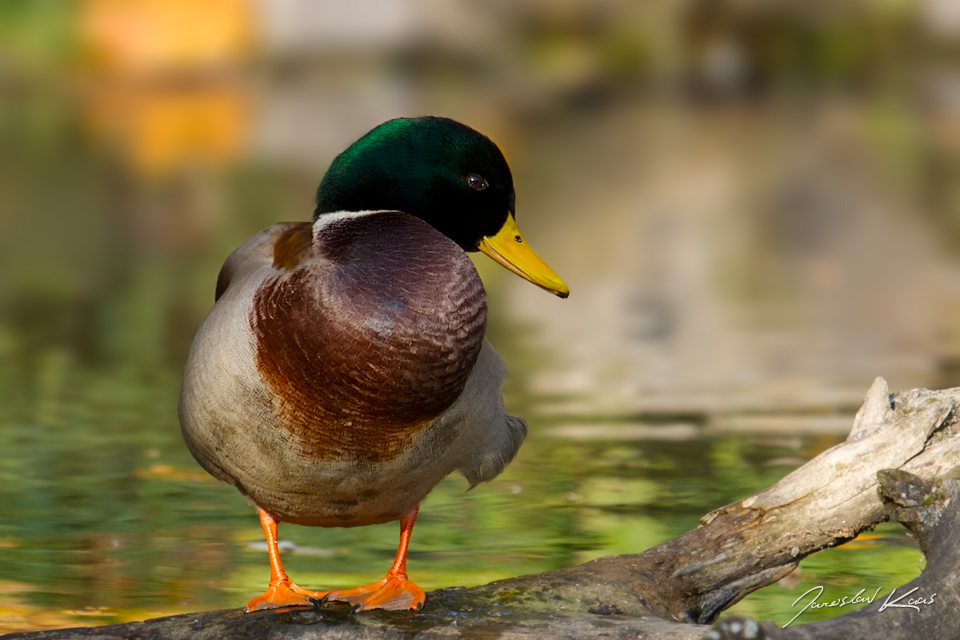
[{"left": 2, "top": 0, "right": 959, "bottom": 632}]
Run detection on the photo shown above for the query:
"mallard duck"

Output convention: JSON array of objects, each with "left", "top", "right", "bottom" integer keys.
[{"left": 178, "top": 116, "right": 568, "bottom": 613}]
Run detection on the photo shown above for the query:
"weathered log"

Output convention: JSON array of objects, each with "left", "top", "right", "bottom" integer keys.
[
  {"left": 709, "top": 470, "right": 960, "bottom": 640},
  {"left": 6, "top": 378, "right": 960, "bottom": 640}
]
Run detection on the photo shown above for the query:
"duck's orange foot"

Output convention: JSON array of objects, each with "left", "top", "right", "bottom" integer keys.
[
  {"left": 245, "top": 579, "right": 330, "bottom": 612},
  {"left": 325, "top": 574, "right": 426, "bottom": 612}
]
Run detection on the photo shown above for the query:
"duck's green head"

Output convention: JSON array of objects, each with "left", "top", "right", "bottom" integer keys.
[{"left": 314, "top": 116, "right": 569, "bottom": 298}]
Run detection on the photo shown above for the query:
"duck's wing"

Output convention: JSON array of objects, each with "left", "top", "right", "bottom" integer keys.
[
  {"left": 215, "top": 222, "right": 314, "bottom": 301},
  {"left": 425, "top": 339, "right": 528, "bottom": 487}
]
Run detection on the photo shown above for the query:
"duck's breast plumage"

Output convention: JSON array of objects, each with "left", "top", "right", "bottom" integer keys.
[{"left": 179, "top": 212, "right": 525, "bottom": 527}]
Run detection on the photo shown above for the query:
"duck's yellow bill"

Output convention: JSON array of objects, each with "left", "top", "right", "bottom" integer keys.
[{"left": 479, "top": 215, "right": 570, "bottom": 298}]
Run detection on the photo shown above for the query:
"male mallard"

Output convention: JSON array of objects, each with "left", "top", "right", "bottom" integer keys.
[{"left": 178, "top": 116, "right": 568, "bottom": 613}]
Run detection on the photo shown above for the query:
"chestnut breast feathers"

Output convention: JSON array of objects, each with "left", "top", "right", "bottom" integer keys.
[{"left": 251, "top": 212, "right": 488, "bottom": 463}]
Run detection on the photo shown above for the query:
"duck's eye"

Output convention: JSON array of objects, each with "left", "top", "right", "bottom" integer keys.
[{"left": 466, "top": 173, "right": 489, "bottom": 191}]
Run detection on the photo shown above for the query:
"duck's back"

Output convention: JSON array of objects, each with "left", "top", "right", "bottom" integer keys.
[{"left": 179, "top": 212, "right": 521, "bottom": 527}]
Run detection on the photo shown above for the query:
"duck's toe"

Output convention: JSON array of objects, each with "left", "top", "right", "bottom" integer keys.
[
  {"left": 245, "top": 579, "right": 330, "bottom": 612},
  {"left": 325, "top": 574, "right": 426, "bottom": 612}
]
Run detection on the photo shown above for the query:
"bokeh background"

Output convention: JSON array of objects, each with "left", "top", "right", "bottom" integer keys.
[{"left": 2, "top": 0, "right": 959, "bottom": 632}]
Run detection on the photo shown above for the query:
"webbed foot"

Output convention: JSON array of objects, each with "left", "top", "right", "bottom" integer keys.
[{"left": 325, "top": 574, "right": 425, "bottom": 612}]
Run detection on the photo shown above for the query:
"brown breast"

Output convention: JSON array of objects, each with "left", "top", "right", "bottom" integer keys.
[{"left": 251, "top": 212, "right": 487, "bottom": 463}]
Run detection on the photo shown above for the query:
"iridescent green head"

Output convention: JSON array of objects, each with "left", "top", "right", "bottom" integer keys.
[
  {"left": 314, "top": 116, "right": 569, "bottom": 298},
  {"left": 314, "top": 116, "right": 514, "bottom": 252}
]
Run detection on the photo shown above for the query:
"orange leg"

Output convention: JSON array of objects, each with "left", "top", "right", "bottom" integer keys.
[
  {"left": 324, "top": 506, "right": 426, "bottom": 612},
  {"left": 245, "top": 508, "right": 329, "bottom": 612}
]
